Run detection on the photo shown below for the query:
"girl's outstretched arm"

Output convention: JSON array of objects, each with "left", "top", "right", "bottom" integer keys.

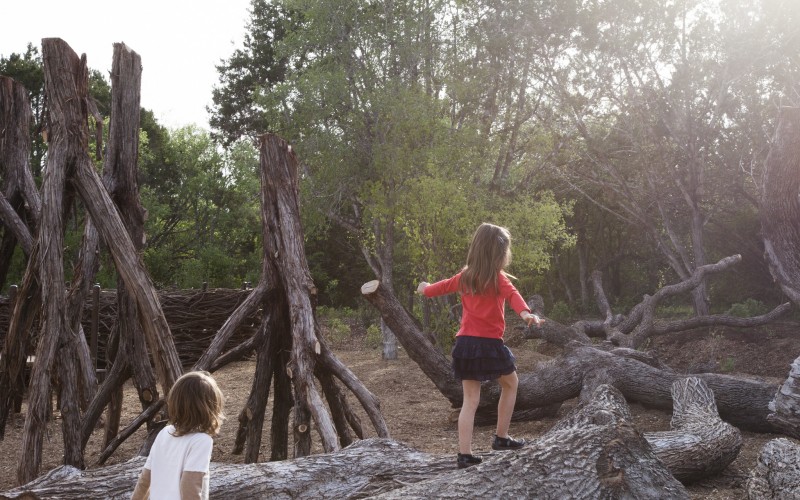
[{"left": 521, "top": 311, "right": 544, "bottom": 327}]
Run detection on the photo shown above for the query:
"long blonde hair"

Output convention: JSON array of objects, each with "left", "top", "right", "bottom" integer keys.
[
  {"left": 167, "top": 371, "right": 225, "bottom": 437},
  {"left": 460, "top": 223, "right": 512, "bottom": 295}
]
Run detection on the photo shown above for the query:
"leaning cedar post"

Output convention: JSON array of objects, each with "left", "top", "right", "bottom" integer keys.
[
  {"left": 0, "top": 76, "right": 43, "bottom": 439},
  {"left": 762, "top": 106, "right": 800, "bottom": 438},
  {"left": 361, "top": 279, "right": 462, "bottom": 404},
  {"left": 259, "top": 134, "right": 338, "bottom": 454},
  {"left": 17, "top": 37, "right": 89, "bottom": 484},
  {"left": 0, "top": 75, "right": 41, "bottom": 262},
  {"left": 230, "top": 190, "right": 290, "bottom": 461},
  {"left": 101, "top": 42, "right": 160, "bottom": 438}
]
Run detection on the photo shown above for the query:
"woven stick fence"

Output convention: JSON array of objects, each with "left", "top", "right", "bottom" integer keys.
[{"left": 0, "top": 288, "right": 260, "bottom": 368}]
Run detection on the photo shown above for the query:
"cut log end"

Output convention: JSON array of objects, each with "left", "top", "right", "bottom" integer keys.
[{"left": 361, "top": 281, "right": 380, "bottom": 295}]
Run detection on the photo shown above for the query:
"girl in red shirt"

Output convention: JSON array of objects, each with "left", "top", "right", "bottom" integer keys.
[{"left": 418, "top": 223, "right": 543, "bottom": 469}]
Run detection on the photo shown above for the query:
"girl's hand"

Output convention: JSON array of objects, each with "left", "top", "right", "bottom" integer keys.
[
  {"left": 416, "top": 282, "right": 429, "bottom": 295},
  {"left": 521, "top": 311, "right": 544, "bottom": 327}
]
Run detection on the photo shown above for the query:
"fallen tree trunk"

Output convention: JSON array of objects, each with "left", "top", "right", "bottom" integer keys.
[
  {"left": 746, "top": 438, "right": 800, "bottom": 499},
  {"left": 643, "top": 377, "right": 741, "bottom": 482},
  {"left": 7, "top": 380, "right": 735, "bottom": 499},
  {"left": 364, "top": 279, "right": 783, "bottom": 434},
  {"left": 510, "top": 343, "right": 781, "bottom": 434}
]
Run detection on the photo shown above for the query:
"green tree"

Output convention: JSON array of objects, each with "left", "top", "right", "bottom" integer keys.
[
  {"left": 538, "top": 0, "right": 800, "bottom": 314},
  {"left": 209, "top": 0, "right": 304, "bottom": 146},
  {"left": 140, "top": 127, "right": 261, "bottom": 288}
]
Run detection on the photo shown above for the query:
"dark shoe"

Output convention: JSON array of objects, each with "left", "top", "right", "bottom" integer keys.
[
  {"left": 492, "top": 434, "right": 525, "bottom": 450},
  {"left": 457, "top": 453, "right": 482, "bottom": 468}
]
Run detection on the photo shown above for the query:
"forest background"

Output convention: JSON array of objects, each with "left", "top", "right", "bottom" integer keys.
[{"left": 2, "top": 0, "right": 798, "bottom": 342}]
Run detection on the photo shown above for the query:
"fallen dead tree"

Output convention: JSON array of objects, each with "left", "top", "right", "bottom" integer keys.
[
  {"left": 5, "top": 378, "right": 744, "bottom": 499},
  {"left": 524, "top": 255, "right": 791, "bottom": 350},
  {"left": 362, "top": 270, "right": 787, "bottom": 436},
  {"left": 643, "top": 377, "right": 741, "bottom": 482}
]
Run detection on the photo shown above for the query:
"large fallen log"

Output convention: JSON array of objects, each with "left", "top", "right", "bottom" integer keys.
[
  {"left": 746, "top": 438, "right": 800, "bottom": 499},
  {"left": 4, "top": 379, "right": 745, "bottom": 499},
  {"left": 644, "top": 377, "right": 741, "bottom": 482},
  {"left": 363, "top": 279, "right": 784, "bottom": 434}
]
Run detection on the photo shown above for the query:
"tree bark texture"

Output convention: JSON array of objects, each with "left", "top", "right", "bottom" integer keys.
[
  {"left": 101, "top": 43, "right": 160, "bottom": 440},
  {"left": 260, "top": 134, "right": 339, "bottom": 454},
  {"left": 0, "top": 73, "right": 43, "bottom": 440},
  {"left": 225, "top": 134, "right": 388, "bottom": 464},
  {"left": 18, "top": 37, "right": 90, "bottom": 484},
  {"left": 643, "top": 377, "right": 742, "bottom": 482},
  {"left": 761, "top": 106, "right": 800, "bottom": 439},
  {"left": 4, "top": 382, "right": 729, "bottom": 499},
  {"left": 0, "top": 75, "right": 41, "bottom": 256},
  {"left": 2, "top": 38, "right": 183, "bottom": 484},
  {"left": 746, "top": 438, "right": 800, "bottom": 500},
  {"left": 361, "top": 280, "right": 462, "bottom": 404}
]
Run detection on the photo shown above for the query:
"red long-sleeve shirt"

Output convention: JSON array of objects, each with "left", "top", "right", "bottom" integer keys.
[{"left": 423, "top": 271, "right": 530, "bottom": 340}]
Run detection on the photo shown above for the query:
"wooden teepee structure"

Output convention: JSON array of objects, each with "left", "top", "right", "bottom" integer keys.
[{"left": 0, "top": 38, "right": 388, "bottom": 486}]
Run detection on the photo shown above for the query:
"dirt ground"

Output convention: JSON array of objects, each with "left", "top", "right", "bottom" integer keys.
[{"left": 1, "top": 321, "right": 799, "bottom": 499}]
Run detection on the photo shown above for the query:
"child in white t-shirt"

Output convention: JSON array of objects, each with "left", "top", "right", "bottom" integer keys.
[{"left": 131, "top": 371, "right": 225, "bottom": 500}]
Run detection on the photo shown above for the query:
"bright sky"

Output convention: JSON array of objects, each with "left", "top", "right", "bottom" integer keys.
[{"left": 0, "top": 0, "right": 252, "bottom": 129}]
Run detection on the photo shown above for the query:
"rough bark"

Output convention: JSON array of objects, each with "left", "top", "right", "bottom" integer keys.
[
  {"left": 0, "top": 248, "right": 39, "bottom": 438},
  {"left": 18, "top": 37, "right": 88, "bottom": 484},
  {"left": 361, "top": 280, "right": 461, "bottom": 404},
  {"left": 261, "top": 134, "right": 339, "bottom": 454},
  {"left": 105, "top": 43, "right": 159, "bottom": 422},
  {"left": 761, "top": 106, "right": 800, "bottom": 439},
  {"left": 231, "top": 319, "right": 273, "bottom": 461},
  {"left": 746, "top": 438, "right": 800, "bottom": 499},
  {"left": 643, "top": 377, "right": 742, "bottom": 482},
  {"left": 224, "top": 134, "right": 389, "bottom": 464},
  {"left": 0, "top": 74, "right": 43, "bottom": 440},
  {"left": 4, "top": 383, "right": 715, "bottom": 499},
  {"left": 0, "top": 75, "right": 41, "bottom": 253},
  {"left": 5, "top": 38, "right": 184, "bottom": 483}
]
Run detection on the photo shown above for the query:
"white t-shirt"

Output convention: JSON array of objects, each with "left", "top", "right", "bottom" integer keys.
[{"left": 143, "top": 424, "right": 214, "bottom": 499}]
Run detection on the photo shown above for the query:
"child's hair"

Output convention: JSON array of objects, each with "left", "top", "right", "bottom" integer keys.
[
  {"left": 167, "top": 371, "right": 225, "bottom": 437},
  {"left": 460, "top": 223, "right": 512, "bottom": 295}
]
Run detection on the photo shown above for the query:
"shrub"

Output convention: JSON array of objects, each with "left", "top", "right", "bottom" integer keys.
[
  {"left": 726, "top": 298, "right": 769, "bottom": 318},
  {"left": 549, "top": 301, "right": 572, "bottom": 322},
  {"left": 324, "top": 317, "right": 351, "bottom": 344},
  {"left": 720, "top": 357, "right": 736, "bottom": 373},
  {"left": 365, "top": 324, "right": 382, "bottom": 349}
]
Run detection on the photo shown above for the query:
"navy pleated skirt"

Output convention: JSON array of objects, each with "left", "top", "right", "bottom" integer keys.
[{"left": 451, "top": 335, "right": 517, "bottom": 382}]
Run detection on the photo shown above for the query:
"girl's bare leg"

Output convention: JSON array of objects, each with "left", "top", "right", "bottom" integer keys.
[
  {"left": 495, "top": 371, "right": 519, "bottom": 438},
  {"left": 459, "top": 379, "right": 481, "bottom": 454}
]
